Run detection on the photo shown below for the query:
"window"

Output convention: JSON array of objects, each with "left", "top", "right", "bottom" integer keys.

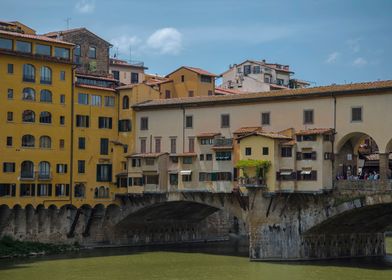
[
  {"left": 189, "top": 138, "right": 195, "bottom": 153},
  {"left": 54, "top": 47, "right": 70, "bottom": 59},
  {"left": 170, "top": 174, "right": 178, "bottom": 185},
  {"left": 23, "top": 88, "right": 35, "bottom": 100},
  {"left": 16, "top": 41, "right": 31, "bottom": 53},
  {"left": 303, "top": 109, "right": 314, "bottom": 124},
  {"left": 78, "top": 93, "right": 89, "bottom": 105},
  {"left": 6, "top": 136, "right": 12, "bottom": 147},
  {"left": 140, "top": 138, "right": 147, "bottom": 153},
  {"left": 7, "top": 112, "right": 13, "bottom": 122},
  {"left": 40, "top": 90, "right": 52, "bottom": 102},
  {"left": 262, "top": 147, "right": 269, "bottom": 155},
  {"left": 253, "top": 65, "right": 261, "bottom": 74},
  {"left": 170, "top": 138, "right": 177, "bottom": 154},
  {"left": 183, "top": 157, "right": 193, "bottom": 164},
  {"left": 88, "top": 46, "right": 96, "bottom": 58},
  {"left": 188, "top": 90, "right": 194, "bottom": 97},
  {"left": 0, "top": 184, "right": 16, "bottom": 197},
  {"left": 206, "top": 154, "right": 213, "bottom": 161},
  {"left": 119, "top": 119, "right": 131, "bottom": 132},
  {"left": 3, "top": 162, "right": 15, "bottom": 173},
  {"left": 74, "top": 45, "right": 81, "bottom": 64},
  {"left": 78, "top": 137, "right": 86, "bottom": 149},
  {"left": 91, "top": 95, "right": 102, "bottom": 106},
  {"left": 100, "top": 138, "right": 109, "bottom": 155},
  {"left": 245, "top": 147, "right": 252, "bottom": 156},
  {"left": 165, "top": 90, "right": 171, "bottom": 99},
  {"left": 112, "top": 70, "right": 120, "bottom": 80},
  {"left": 20, "top": 184, "right": 35, "bottom": 196},
  {"left": 281, "top": 147, "right": 292, "bottom": 157},
  {"left": 181, "top": 75, "right": 185, "bottom": 82},
  {"left": 261, "top": 112, "right": 270, "bottom": 125},
  {"left": 104, "top": 96, "right": 115, "bottom": 107},
  {"left": 40, "top": 66, "right": 52, "bottom": 84},
  {"left": 221, "top": 114, "right": 230, "bottom": 128},
  {"left": 98, "top": 117, "right": 112, "bottom": 129},
  {"left": 276, "top": 170, "right": 296, "bottom": 181},
  {"left": 56, "top": 164, "right": 67, "bottom": 174},
  {"left": 39, "top": 136, "right": 51, "bottom": 148},
  {"left": 37, "top": 183, "right": 51, "bottom": 196},
  {"left": 60, "top": 94, "right": 65, "bottom": 104},
  {"left": 200, "top": 138, "right": 214, "bottom": 145},
  {"left": 352, "top": 107, "right": 362, "bottom": 122},
  {"left": 74, "top": 183, "right": 85, "bottom": 197},
  {"left": 277, "top": 78, "right": 284, "bottom": 86},
  {"left": 182, "top": 174, "right": 192, "bottom": 182},
  {"left": 140, "top": 117, "right": 148, "bottom": 130},
  {"left": 216, "top": 151, "right": 231, "bottom": 160},
  {"left": 21, "top": 161, "right": 34, "bottom": 179},
  {"left": 199, "top": 172, "right": 232, "bottom": 182},
  {"left": 131, "top": 72, "right": 139, "bottom": 84},
  {"left": 35, "top": 44, "right": 51, "bottom": 56},
  {"left": 200, "top": 75, "right": 212, "bottom": 83},
  {"left": 7, "top": 89, "right": 13, "bottom": 99},
  {"left": 22, "top": 110, "right": 35, "bottom": 122},
  {"left": 264, "top": 75, "right": 271, "bottom": 83},
  {"left": 185, "top": 115, "right": 193, "bottom": 128},
  {"left": 122, "top": 96, "right": 129, "bottom": 109},
  {"left": 22, "top": 135, "right": 35, "bottom": 147},
  {"left": 96, "top": 164, "right": 112, "bottom": 182},
  {"left": 132, "top": 158, "right": 141, "bottom": 167},
  {"left": 76, "top": 115, "right": 89, "bottom": 127},
  {"left": 208, "top": 90, "right": 213, "bottom": 96},
  {"left": 155, "top": 138, "right": 161, "bottom": 153},
  {"left": 297, "top": 170, "right": 317, "bottom": 181},
  {"left": 302, "top": 134, "right": 317, "bottom": 141},
  {"left": 7, "top": 64, "right": 13, "bottom": 74},
  {"left": 23, "top": 64, "right": 35, "bottom": 82},
  {"left": 0, "top": 37, "right": 12, "bottom": 50},
  {"left": 300, "top": 151, "right": 317, "bottom": 160},
  {"left": 95, "top": 186, "right": 110, "bottom": 198},
  {"left": 171, "top": 156, "right": 178, "bottom": 163},
  {"left": 78, "top": 160, "right": 85, "bottom": 173},
  {"left": 60, "top": 71, "right": 66, "bottom": 81},
  {"left": 55, "top": 184, "right": 69, "bottom": 197},
  {"left": 145, "top": 158, "right": 155, "bottom": 166},
  {"left": 39, "top": 111, "right": 52, "bottom": 124},
  {"left": 38, "top": 161, "right": 51, "bottom": 179},
  {"left": 60, "top": 116, "right": 65, "bottom": 125},
  {"left": 200, "top": 154, "right": 205, "bottom": 161},
  {"left": 59, "top": 139, "right": 65, "bottom": 149},
  {"left": 244, "top": 65, "right": 251, "bottom": 75},
  {"left": 123, "top": 145, "right": 128, "bottom": 154}
]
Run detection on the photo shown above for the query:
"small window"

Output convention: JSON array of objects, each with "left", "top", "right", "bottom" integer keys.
[
  {"left": 221, "top": 114, "right": 230, "bottom": 128},
  {"left": 245, "top": 147, "right": 252, "bottom": 156},
  {"left": 16, "top": 41, "right": 31, "bottom": 53},
  {"left": 60, "top": 94, "right": 66, "bottom": 104},
  {"left": 208, "top": 90, "right": 213, "bottom": 96},
  {"left": 60, "top": 116, "right": 65, "bottom": 125},
  {"left": 39, "top": 136, "right": 51, "bottom": 148},
  {"left": 78, "top": 160, "right": 85, "bottom": 173},
  {"left": 188, "top": 90, "right": 194, "bottom": 97},
  {"left": 165, "top": 90, "right": 171, "bottom": 99},
  {"left": 0, "top": 37, "right": 13, "bottom": 50},
  {"left": 119, "top": 119, "right": 131, "bottom": 132},
  {"left": 185, "top": 115, "right": 193, "bottom": 128},
  {"left": 56, "top": 164, "right": 68, "bottom": 174},
  {"left": 3, "top": 162, "right": 15, "bottom": 173},
  {"left": 261, "top": 112, "right": 270, "bottom": 125},
  {"left": 182, "top": 174, "right": 192, "bottom": 182},
  {"left": 183, "top": 157, "right": 193, "bottom": 164},
  {"left": 200, "top": 154, "right": 205, "bottom": 161},
  {"left": 188, "top": 138, "right": 195, "bottom": 153},
  {"left": 40, "top": 66, "right": 52, "bottom": 84},
  {"left": 6, "top": 136, "right": 13, "bottom": 147},
  {"left": 39, "top": 111, "right": 52, "bottom": 124},
  {"left": 206, "top": 154, "right": 213, "bottom": 161},
  {"left": 88, "top": 46, "right": 96, "bottom": 58},
  {"left": 140, "top": 117, "right": 148, "bottom": 130},
  {"left": 76, "top": 115, "right": 89, "bottom": 127},
  {"left": 59, "top": 139, "right": 65, "bottom": 149},
  {"left": 112, "top": 70, "right": 120, "bottom": 80},
  {"left": 351, "top": 107, "right": 362, "bottom": 122},
  {"left": 155, "top": 138, "right": 161, "bottom": 153},
  {"left": 54, "top": 47, "right": 70, "bottom": 59},
  {"left": 244, "top": 65, "right": 251, "bottom": 75},
  {"left": 281, "top": 147, "right": 292, "bottom": 157},
  {"left": 303, "top": 109, "right": 314, "bottom": 124},
  {"left": 140, "top": 138, "right": 147, "bottom": 153},
  {"left": 78, "top": 93, "right": 89, "bottom": 105},
  {"left": 98, "top": 117, "right": 112, "bottom": 129},
  {"left": 35, "top": 44, "right": 51, "bottom": 56},
  {"left": 216, "top": 151, "right": 231, "bottom": 161},
  {"left": 60, "top": 71, "right": 66, "bottom": 81},
  {"left": 91, "top": 95, "right": 102, "bottom": 106},
  {"left": 7, "top": 112, "right": 13, "bottom": 122},
  {"left": 170, "top": 138, "right": 177, "bottom": 154},
  {"left": 100, "top": 138, "right": 109, "bottom": 155},
  {"left": 181, "top": 75, "right": 185, "bottom": 82},
  {"left": 7, "top": 64, "right": 13, "bottom": 74},
  {"left": 131, "top": 72, "right": 139, "bottom": 84},
  {"left": 40, "top": 90, "right": 52, "bottom": 103},
  {"left": 104, "top": 96, "right": 115, "bottom": 107},
  {"left": 262, "top": 147, "right": 269, "bottom": 155},
  {"left": 7, "top": 89, "right": 13, "bottom": 99},
  {"left": 78, "top": 137, "right": 86, "bottom": 149},
  {"left": 122, "top": 96, "right": 129, "bottom": 109}
]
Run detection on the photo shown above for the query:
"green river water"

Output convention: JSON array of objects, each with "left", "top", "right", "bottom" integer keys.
[{"left": 0, "top": 238, "right": 391, "bottom": 280}]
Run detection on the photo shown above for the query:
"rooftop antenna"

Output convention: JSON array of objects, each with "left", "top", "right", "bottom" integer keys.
[
  {"left": 65, "top": 17, "right": 71, "bottom": 30},
  {"left": 129, "top": 45, "right": 132, "bottom": 63}
]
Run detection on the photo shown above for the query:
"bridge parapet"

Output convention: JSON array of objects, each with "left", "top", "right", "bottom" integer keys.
[{"left": 334, "top": 180, "right": 392, "bottom": 193}]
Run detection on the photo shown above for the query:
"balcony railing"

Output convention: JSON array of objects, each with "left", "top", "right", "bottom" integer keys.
[
  {"left": 238, "top": 177, "right": 266, "bottom": 188},
  {"left": 38, "top": 172, "right": 52, "bottom": 180},
  {"left": 213, "top": 138, "right": 233, "bottom": 147}
]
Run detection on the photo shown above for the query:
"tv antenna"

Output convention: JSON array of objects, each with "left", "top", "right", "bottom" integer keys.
[{"left": 65, "top": 17, "right": 71, "bottom": 30}]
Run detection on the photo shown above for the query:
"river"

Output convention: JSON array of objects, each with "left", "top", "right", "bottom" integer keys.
[{"left": 0, "top": 238, "right": 391, "bottom": 280}]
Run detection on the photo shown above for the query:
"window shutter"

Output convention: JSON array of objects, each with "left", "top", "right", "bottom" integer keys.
[
  {"left": 311, "top": 151, "right": 317, "bottom": 160},
  {"left": 66, "top": 184, "right": 70, "bottom": 196},
  {"left": 48, "top": 184, "right": 52, "bottom": 196},
  {"left": 64, "top": 164, "right": 68, "bottom": 173},
  {"left": 11, "top": 184, "right": 16, "bottom": 196},
  {"left": 109, "top": 118, "right": 112, "bottom": 129},
  {"left": 296, "top": 152, "right": 302, "bottom": 160},
  {"left": 86, "top": 116, "right": 90, "bottom": 127},
  {"left": 55, "top": 185, "right": 59, "bottom": 196},
  {"left": 31, "top": 184, "right": 35, "bottom": 196},
  {"left": 56, "top": 164, "right": 59, "bottom": 173},
  {"left": 297, "top": 171, "right": 302, "bottom": 181}
]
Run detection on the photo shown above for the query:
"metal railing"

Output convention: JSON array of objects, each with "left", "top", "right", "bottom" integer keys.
[
  {"left": 238, "top": 177, "right": 266, "bottom": 188},
  {"left": 213, "top": 138, "right": 233, "bottom": 147}
]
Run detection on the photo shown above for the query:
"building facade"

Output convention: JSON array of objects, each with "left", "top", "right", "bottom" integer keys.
[{"left": 109, "top": 58, "right": 147, "bottom": 85}]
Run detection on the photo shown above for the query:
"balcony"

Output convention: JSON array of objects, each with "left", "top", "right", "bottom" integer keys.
[
  {"left": 213, "top": 138, "right": 233, "bottom": 150},
  {"left": 23, "top": 76, "right": 35, "bottom": 83},
  {"left": 20, "top": 172, "right": 35, "bottom": 180},
  {"left": 38, "top": 172, "right": 52, "bottom": 181},
  {"left": 238, "top": 177, "right": 266, "bottom": 188}
]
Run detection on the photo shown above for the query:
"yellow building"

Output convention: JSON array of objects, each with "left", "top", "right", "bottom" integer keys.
[{"left": 0, "top": 29, "right": 74, "bottom": 208}]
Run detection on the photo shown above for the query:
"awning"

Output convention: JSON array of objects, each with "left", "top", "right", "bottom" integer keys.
[
  {"left": 168, "top": 170, "right": 178, "bottom": 174},
  {"left": 280, "top": 171, "right": 292, "bottom": 175},
  {"left": 301, "top": 170, "right": 312, "bottom": 175},
  {"left": 180, "top": 170, "right": 192, "bottom": 175}
]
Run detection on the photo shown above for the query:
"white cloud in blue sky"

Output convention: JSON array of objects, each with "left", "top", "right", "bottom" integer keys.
[
  {"left": 146, "top": 28, "right": 183, "bottom": 55},
  {"left": 353, "top": 57, "right": 367, "bottom": 67},
  {"left": 75, "top": 0, "right": 95, "bottom": 14},
  {"left": 325, "top": 52, "right": 340, "bottom": 64}
]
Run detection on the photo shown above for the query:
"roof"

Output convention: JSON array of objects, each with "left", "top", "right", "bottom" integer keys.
[
  {"left": 126, "top": 152, "right": 168, "bottom": 158},
  {"left": 166, "top": 66, "right": 217, "bottom": 78},
  {"left": 44, "top": 27, "right": 112, "bottom": 46},
  {"left": 133, "top": 80, "right": 392, "bottom": 110},
  {"left": 76, "top": 73, "right": 118, "bottom": 82},
  {"left": 145, "top": 77, "right": 172, "bottom": 86},
  {"left": 0, "top": 30, "right": 74, "bottom": 46},
  {"left": 234, "top": 126, "right": 263, "bottom": 134},
  {"left": 109, "top": 58, "right": 147, "bottom": 69},
  {"left": 296, "top": 128, "right": 334, "bottom": 136},
  {"left": 215, "top": 87, "right": 248, "bottom": 95},
  {"left": 238, "top": 131, "right": 292, "bottom": 140},
  {"left": 282, "top": 140, "right": 296, "bottom": 146},
  {"left": 172, "top": 153, "right": 198, "bottom": 157},
  {"left": 75, "top": 84, "right": 116, "bottom": 92},
  {"left": 196, "top": 132, "right": 221, "bottom": 138},
  {"left": 220, "top": 59, "right": 294, "bottom": 76}
]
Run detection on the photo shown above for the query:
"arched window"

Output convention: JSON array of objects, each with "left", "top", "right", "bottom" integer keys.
[
  {"left": 22, "top": 135, "right": 35, "bottom": 147},
  {"left": 40, "top": 66, "right": 52, "bottom": 84},
  {"left": 104, "top": 187, "right": 109, "bottom": 198},
  {"left": 39, "top": 136, "right": 51, "bottom": 148},
  {"left": 38, "top": 161, "right": 50, "bottom": 179},
  {"left": 22, "top": 88, "right": 36, "bottom": 101},
  {"left": 40, "top": 90, "right": 52, "bottom": 102},
  {"left": 21, "top": 161, "right": 34, "bottom": 179},
  {"left": 96, "top": 186, "right": 107, "bottom": 198},
  {"left": 23, "top": 64, "right": 35, "bottom": 82},
  {"left": 122, "top": 96, "right": 129, "bottom": 109},
  {"left": 39, "top": 111, "right": 52, "bottom": 124},
  {"left": 22, "top": 110, "right": 35, "bottom": 122},
  {"left": 74, "top": 183, "right": 85, "bottom": 198}
]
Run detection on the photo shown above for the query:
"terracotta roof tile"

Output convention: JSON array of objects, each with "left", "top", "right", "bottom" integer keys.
[
  {"left": 126, "top": 152, "right": 168, "bottom": 158},
  {"left": 76, "top": 73, "right": 118, "bottom": 82},
  {"left": 75, "top": 84, "right": 116, "bottom": 92},
  {"left": 0, "top": 30, "right": 74, "bottom": 46},
  {"left": 237, "top": 131, "right": 292, "bottom": 140},
  {"left": 145, "top": 78, "right": 172, "bottom": 86},
  {"left": 196, "top": 132, "right": 221, "bottom": 138},
  {"left": 166, "top": 66, "right": 217, "bottom": 77},
  {"left": 234, "top": 127, "right": 263, "bottom": 134},
  {"left": 296, "top": 128, "right": 334, "bottom": 136},
  {"left": 215, "top": 87, "right": 249, "bottom": 95}
]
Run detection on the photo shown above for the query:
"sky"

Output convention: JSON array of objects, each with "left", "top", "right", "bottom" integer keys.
[{"left": 1, "top": 0, "right": 392, "bottom": 86}]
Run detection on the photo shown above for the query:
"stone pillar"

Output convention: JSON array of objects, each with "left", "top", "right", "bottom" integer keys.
[{"left": 379, "top": 153, "right": 389, "bottom": 180}]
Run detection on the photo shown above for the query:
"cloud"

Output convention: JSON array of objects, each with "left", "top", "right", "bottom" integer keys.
[
  {"left": 325, "top": 52, "right": 340, "bottom": 64},
  {"left": 353, "top": 57, "right": 367, "bottom": 67},
  {"left": 110, "top": 35, "right": 142, "bottom": 57},
  {"left": 146, "top": 28, "right": 182, "bottom": 55},
  {"left": 346, "top": 38, "right": 361, "bottom": 53},
  {"left": 75, "top": 0, "right": 95, "bottom": 14}
]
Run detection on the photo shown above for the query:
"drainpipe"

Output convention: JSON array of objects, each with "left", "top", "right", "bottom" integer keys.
[
  {"left": 70, "top": 64, "right": 76, "bottom": 205},
  {"left": 332, "top": 93, "right": 337, "bottom": 188}
]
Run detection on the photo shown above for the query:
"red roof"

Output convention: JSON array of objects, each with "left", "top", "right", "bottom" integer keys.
[
  {"left": 215, "top": 87, "right": 248, "bottom": 95},
  {"left": 234, "top": 127, "right": 263, "bottom": 134},
  {"left": 166, "top": 66, "right": 217, "bottom": 77},
  {"left": 0, "top": 30, "right": 74, "bottom": 46},
  {"left": 126, "top": 152, "right": 168, "bottom": 158},
  {"left": 75, "top": 84, "right": 116, "bottom": 92},
  {"left": 145, "top": 77, "right": 172, "bottom": 86},
  {"left": 76, "top": 73, "right": 118, "bottom": 82}
]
